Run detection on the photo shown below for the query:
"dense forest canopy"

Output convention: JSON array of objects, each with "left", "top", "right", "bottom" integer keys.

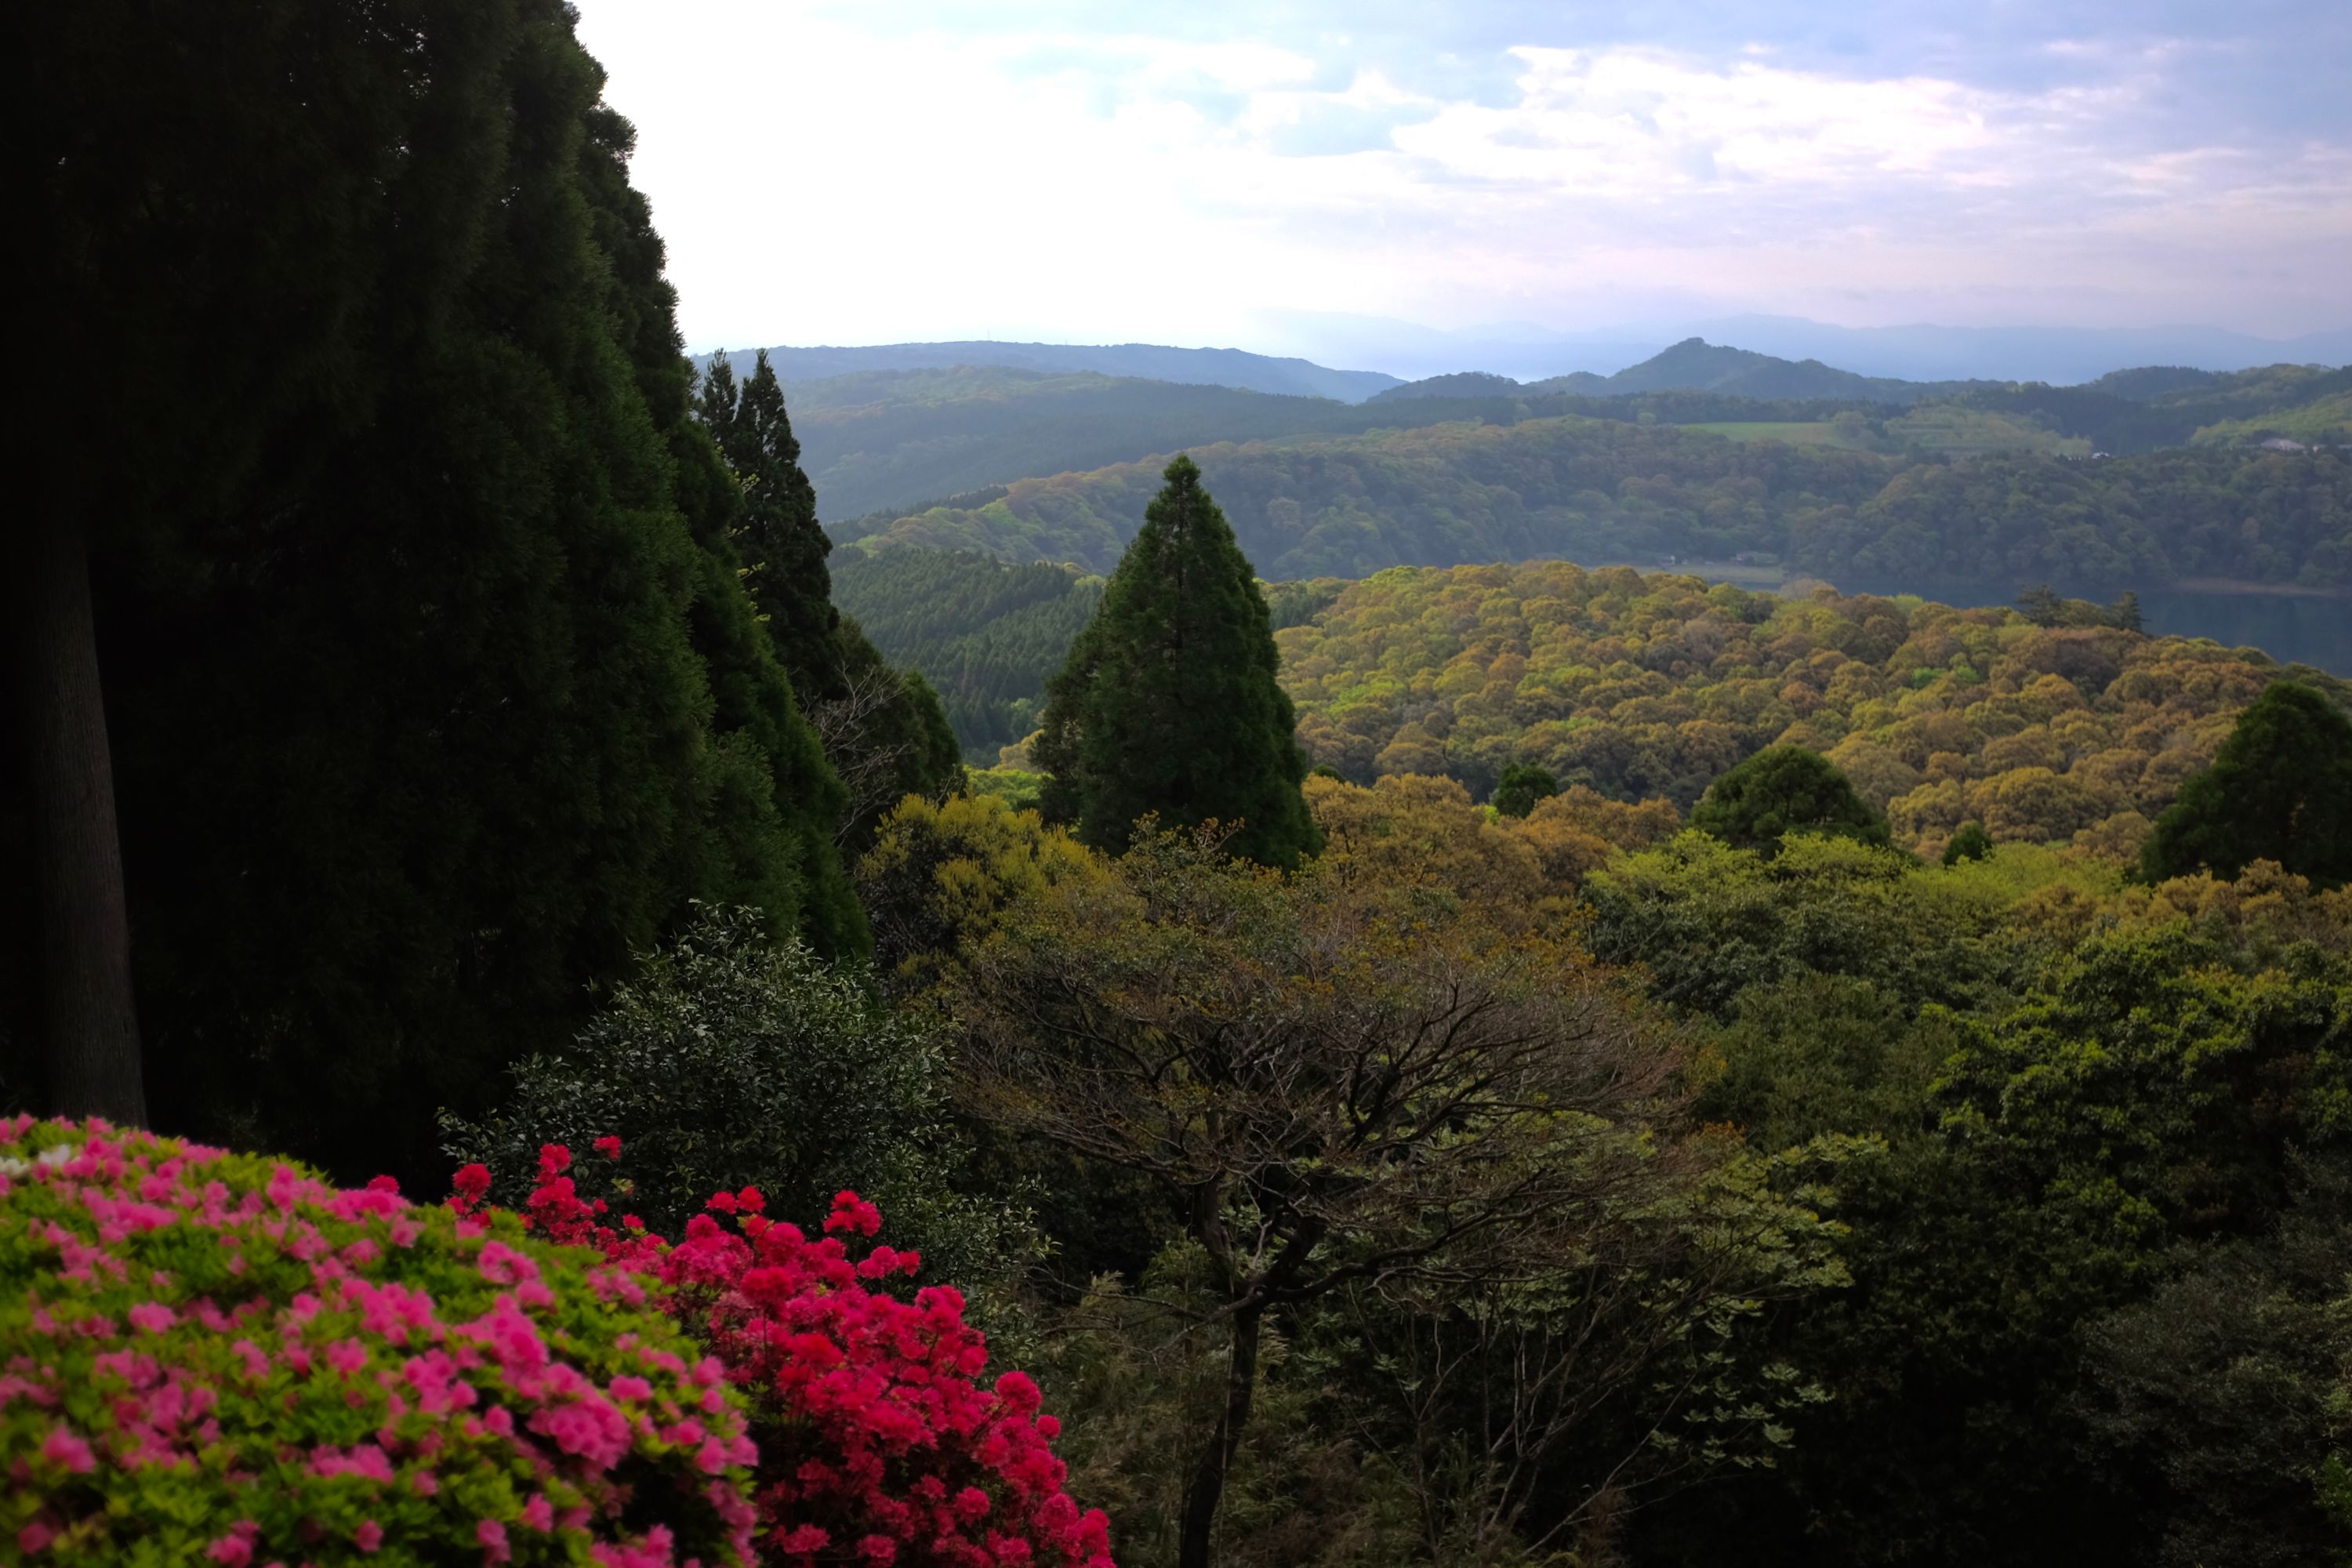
[
  {"left": 833, "top": 416, "right": 2352, "bottom": 587},
  {"left": 1276, "top": 561, "right": 2350, "bottom": 858},
  {"left": 837, "top": 547, "right": 2352, "bottom": 866}
]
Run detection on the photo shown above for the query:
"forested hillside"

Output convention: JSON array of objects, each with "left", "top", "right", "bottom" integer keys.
[
  {"left": 2192, "top": 390, "right": 2352, "bottom": 447},
  {"left": 833, "top": 547, "right": 1103, "bottom": 757},
  {"left": 834, "top": 415, "right": 2352, "bottom": 586},
  {"left": 774, "top": 347, "right": 2348, "bottom": 526},
  {"left": 1533, "top": 336, "right": 1996, "bottom": 404},
  {"left": 785, "top": 365, "right": 1926, "bottom": 524},
  {"left": 797, "top": 375, "right": 1855, "bottom": 524},
  {"left": 1277, "top": 561, "right": 2348, "bottom": 858},
  {"left": 701, "top": 339, "right": 1400, "bottom": 401},
  {"left": 1380, "top": 342, "right": 2352, "bottom": 453},
  {"left": 1961, "top": 361, "right": 2352, "bottom": 453},
  {"left": 784, "top": 367, "right": 1452, "bottom": 521}
]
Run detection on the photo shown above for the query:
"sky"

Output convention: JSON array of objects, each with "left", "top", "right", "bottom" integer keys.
[{"left": 571, "top": 0, "right": 2352, "bottom": 356}]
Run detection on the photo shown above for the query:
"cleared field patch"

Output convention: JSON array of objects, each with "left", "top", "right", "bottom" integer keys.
[
  {"left": 1681, "top": 420, "right": 1846, "bottom": 445},
  {"left": 1888, "top": 407, "right": 2090, "bottom": 458},
  {"left": 1686, "top": 411, "right": 2090, "bottom": 458}
]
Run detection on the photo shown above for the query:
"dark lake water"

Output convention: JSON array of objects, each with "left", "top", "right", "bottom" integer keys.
[{"left": 1821, "top": 577, "right": 2352, "bottom": 677}]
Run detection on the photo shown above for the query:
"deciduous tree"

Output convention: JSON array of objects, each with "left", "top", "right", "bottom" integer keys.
[{"left": 950, "top": 829, "right": 1690, "bottom": 1568}]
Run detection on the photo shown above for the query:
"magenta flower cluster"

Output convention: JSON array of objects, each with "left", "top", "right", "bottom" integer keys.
[
  {"left": 0, "top": 1117, "right": 754, "bottom": 1565},
  {"left": 3, "top": 1119, "right": 1112, "bottom": 1568},
  {"left": 452, "top": 1143, "right": 1115, "bottom": 1568}
]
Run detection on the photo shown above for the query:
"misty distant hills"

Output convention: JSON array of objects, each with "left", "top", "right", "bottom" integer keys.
[
  {"left": 1249, "top": 309, "right": 2352, "bottom": 387},
  {"left": 1369, "top": 342, "right": 2352, "bottom": 446},
  {"left": 1668, "top": 316, "right": 2352, "bottom": 388},
  {"left": 699, "top": 341, "right": 1399, "bottom": 404},
  {"left": 1371, "top": 339, "right": 2000, "bottom": 406},
  {"left": 782, "top": 353, "right": 2350, "bottom": 522}
]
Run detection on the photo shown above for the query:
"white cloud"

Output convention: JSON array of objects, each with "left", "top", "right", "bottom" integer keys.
[{"left": 569, "top": 2, "right": 2352, "bottom": 346}]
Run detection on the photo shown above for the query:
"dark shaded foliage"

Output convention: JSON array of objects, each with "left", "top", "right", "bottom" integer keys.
[{"left": 1036, "top": 458, "right": 1320, "bottom": 868}]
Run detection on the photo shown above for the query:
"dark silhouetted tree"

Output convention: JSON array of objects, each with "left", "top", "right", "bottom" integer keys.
[
  {"left": 1035, "top": 456, "right": 1320, "bottom": 868},
  {"left": 1493, "top": 762, "right": 1560, "bottom": 818},
  {"left": 1943, "top": 822, "right": 1994, "bottom": 866},
  {"left": 15, "top": 0, "right": 860, "bottom": 1182},
  {"left": 1690, "top": 747, "right": 1891, "bottom": 857},
  {"left": 699, "top": 349, "right": 840, "bottom": 702},
  {"left": 2140, "top": 682, "right": 2352, "bottom": 887}
]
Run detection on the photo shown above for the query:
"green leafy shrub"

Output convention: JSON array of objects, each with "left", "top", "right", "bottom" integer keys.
[
  {"left": 442, "top": 908, "right": 1026, "bottom": 1283},
  {"left": 0, "top": 1116, "right": 755, "bottom": 1565}
]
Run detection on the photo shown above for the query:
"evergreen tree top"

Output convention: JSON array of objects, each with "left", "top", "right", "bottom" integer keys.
[
  {"left": 2140, "top": 681, "right": 2352, "bottom": 887},
  {"left": 1035, "top": 456, "right": 1319, "bottom": 869}
]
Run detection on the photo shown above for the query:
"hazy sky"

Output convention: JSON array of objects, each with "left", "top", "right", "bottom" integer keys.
[{"left": 572, "top": 1, "right": 2352, "bottom": 352}]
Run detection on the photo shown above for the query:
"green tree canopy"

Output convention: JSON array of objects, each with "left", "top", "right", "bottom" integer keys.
[
  {"left": 1689, "top": 746, "right": 1893, "bottom": 858},
  {"left": 1492, "top": 761, "right": 1560, "bottom": 818},
  {"left": 1944, "top": 821, "right": 1995, "bottom": 866},
  {"left": 2140, "top": 681, "right": 2352, "bottom": 887},
  {"left": 1034, "top": 456, "right": 1320, "bottom": 868}
]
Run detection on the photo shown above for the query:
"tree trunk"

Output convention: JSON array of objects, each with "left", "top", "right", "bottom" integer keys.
[
  {"left": 14, "top": 522, "right": 147, "bottom": 1124},
  {"left": 1178, "top": 1306, "right": 1264, "bottom": 1568}
]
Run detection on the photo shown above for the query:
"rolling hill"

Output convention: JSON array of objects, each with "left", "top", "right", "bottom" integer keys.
[
  {"left": 1374, "top": 340, "right": 2352, "bottom": 449},
  {"left": 1544, "top": 338, "right": 1998, "bottom": 405},
  {"left": 832, "top": 548, "right": 1102, "bottom": 758},
  {"left": 1373, "top": 338, "right": 1991, "bottom": 405},
  {"left": 699, "top": 340, "right": 1399, "bottom": 402},
  {"left": 841, "top": 545, "right": 2351, "bottom": 859},
  {"left": 830, "top": 416, "right": 2352, "bottom": 588},
  {"left": 753, "top": 341, "right": 2350, "bottom": 524},
  {"left": 1276, "top": 560, "right": 2351, "bottom": 856},
  {"left": 786, "top": 366, "right": 1536, "bottom": 521}
]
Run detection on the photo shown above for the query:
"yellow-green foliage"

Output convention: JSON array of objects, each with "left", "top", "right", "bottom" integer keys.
[
  {"left": 856, "top": 793, "right": 1105, "bottom": 985},
  {"left": 1276, "top": 561, "right": 2352, "bottom": 858},
  {"left": 2193, "top": 390, "right": 2352, "bottom": 448}
]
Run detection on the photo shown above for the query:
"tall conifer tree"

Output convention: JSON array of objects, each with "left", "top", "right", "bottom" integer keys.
[
  {"left": 13, "top": 0, "right": 862, "bottom": 1179},
  {"left": 1036, "top": 456, "right": 1319, "bottom": 868},
  {"left": 698, "top": 350, "right": 841, "bottom": 702}
]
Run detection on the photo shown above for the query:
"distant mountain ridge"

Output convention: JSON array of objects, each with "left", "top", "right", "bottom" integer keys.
[
  {"left": 1370, "top": 342, "right": 2352, "bottom": 443},
  {"left": 697, "top": 342, "right": 1400, "bottom": 404},
  {"left": 1668, "top": 315, "right": 2352, "bottom": 387},
  {"left": 1248, "top": 308, "right": 2352, "bottom": 386},
  {"left": 779, "top": 354, "right": 2349, "bottom": 522},
  {"left": 1372, "top": 339, "right": 2002, "bottom": 406}
]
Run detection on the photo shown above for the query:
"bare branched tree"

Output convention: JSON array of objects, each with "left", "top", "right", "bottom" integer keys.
[
  {"left": 810, "top": 659, "right": 924, "bottom": 848},
  {"left": 949, "top": 826, "right": 1698, "bottom": 1568}
]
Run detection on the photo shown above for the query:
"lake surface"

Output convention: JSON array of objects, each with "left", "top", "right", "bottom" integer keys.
[{"left": 1819, "top": 576, "right": 2352, "bottom": 677}]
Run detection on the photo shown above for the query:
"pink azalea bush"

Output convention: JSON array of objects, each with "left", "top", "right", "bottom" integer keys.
[
  {"left": 457, "top": 1144, "right": 1113, "bottom": 1568},
  {"left": 0, "top": 1116, "right": 756, "bottom": 1565}
]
